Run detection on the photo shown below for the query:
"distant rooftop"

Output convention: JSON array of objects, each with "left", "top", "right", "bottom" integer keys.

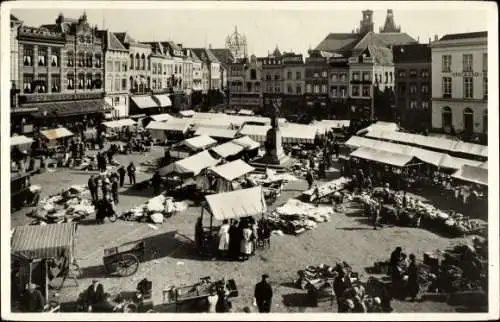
[{"left": 439, "top": 31, "right": 487, "bottom": 41}]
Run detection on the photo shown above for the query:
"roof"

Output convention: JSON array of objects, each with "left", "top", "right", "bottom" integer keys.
[
  {"left": 149, "top": 113, "right": 174, "bottom": 122},
  {"left": 209, "top": 159, "right": 255, "bottom": 181},
  {"left": 191, "top": 48, "right": 220, "bottom": 64},
  {"left": 131, "top": 96, "right": 159, "bottom": 109},
  {"left": 145, "top": 121, "right": 173, "bottom": 131},
  {"left": 159, "top": 150, "right": 219, "bottom": 176},
  {"left": 439, "top": 31, "right": 487, "bottom": 41},
  {"left": 40, "top": 127, "right": 73, "bottom": 140},
  {"left": 351, "top": 147, "right": 417, "bottom": 167},
  {"left": 194, "top": 127, "right": 238, "bottom": 139},
  {"left": 375, "top": 32, "right": 418, "bottom": 46},
  {"left": 99, "top": 30, "right": 128, "bottom": 52},
  {"left": 238, "top": 125, "right": 270, "bottom": 143},
  {"left": 114, "top": 32, "right": 136, "bottom": 45},
  {"left": 453, "top": 141, "right": 488, "bottom": 158},
  {"left": 154, "top": 119, "right": 190, "bottom": 133},
  {"left": 237, "top": 109, "right": 255, "bottom": 116},
  {"left": 103, "top": 118, "right": 137, "bottom": 128},
  {"left": 192, "top": 118, "right": 232, "bottom": 129},
  {"left": 367, "top": 45, "right": 394, "bottom": 65},
  {"left": 11, "top": 223, "right": 76, "bottom": 260},
  {"left": 392, "top": 43, "right": 431, "bottom": 62},
  {"left": 232, "top": 136, "right": 260, "bottom": 150},
  {"left": 357, "top": 121, "right": 400, "bottom": 135},
  {"left": 211, "top": 141, "right": 244, "bottom": 158},
  {"left": 452, "top": 164, "right": 488, "bottom": 186},
  {"left": 353, "top": 32, "right": 389, "bottom": 50},
  {"left": 11, "top": 14, "right": 20, "bottom": 21},
  {"left": 314, "top": 33, "right": 362, "bottom": 54},
  {"left": 28, "top": 99, "right": 109, "bottom": 118},
  {"left": 11, "top": 135, "right": 34, "bottom": 147},
  {"left": 205, "top": 186, "right": 267, "bottom": 221},
  {"left": 210, "top": 48, "right": 234, "bottom": 67},
  {"left": 182, "top": 135, "right": 218, "bottom": 151},
  {"left": 189, "top": 49, "right": 202, "bottom": 62},
  {"left": 314, "top": 119, "right": 350, "bottom": 131}
]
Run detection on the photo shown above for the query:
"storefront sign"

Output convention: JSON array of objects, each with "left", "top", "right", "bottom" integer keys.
[{"left": 452, "top": 71, "right": 482, "bottom": 77}]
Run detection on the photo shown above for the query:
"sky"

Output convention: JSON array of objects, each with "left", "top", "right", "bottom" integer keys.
[{"left": 9, "top": 1, "right": 494, "bottom": 57}]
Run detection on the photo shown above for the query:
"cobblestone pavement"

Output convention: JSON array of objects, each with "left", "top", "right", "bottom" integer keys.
[{"left": 10, "top": 147, "right": 476, "bottom": 313}]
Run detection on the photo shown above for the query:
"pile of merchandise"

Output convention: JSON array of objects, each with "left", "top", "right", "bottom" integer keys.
[
  {"left": 120, "top": 194, "right": 189, "bottom": 224},
  {"left": 27, "top": 185, "right": 95, "bottom": 225},
  {"left": 303, "top": 177, "right": 352, "bottom": 201},
  {"left": 73, "top": 155, "right": 121, "bottom": 171},
  {"left": 267, "top": 199, "right": 334, "bottom": 235},
  {"left": 295, "top": 262, "right": 356, "bottom": 290}
]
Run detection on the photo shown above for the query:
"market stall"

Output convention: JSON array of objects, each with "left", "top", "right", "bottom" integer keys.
[
  {"left": 40, "top": 127, "right": 74, "bottom": 148},
  {"left": 179, "top": 110, "right": 196, "bottom": 118},
  {"left": 169, "top": 135, "right": 218, "bottom": 160},
  {"left": 302, "top": 177, "right": 352, "bottom": 202},
  {"left": 194, "top": 127, "right": 238, "bottom": 141},
  {"left": 210, "top": 141, "right": 245, "bottom": 161},
  {"left": 11, "top": 135, "right": 34, "bottom": 151},
  {"left": 452, "top": 164, "right": 488, "bottom": 187},
  {"left": 231, "top": 135, "right": 260, "bottom": 160},
  {"left": 145, "top": 121, "right": 171, "bottom": 142},
  {"left": 207, "top": 159, "right": 255, "bottom": 193},
  {"left": 102, "top": 119, "right": 138, "bottom": 141}
]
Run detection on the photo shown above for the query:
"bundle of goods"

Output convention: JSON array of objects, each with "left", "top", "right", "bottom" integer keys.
[
  {"left": 138, "top": 159, "right": 162, "bottom": 173},
  {"left": 302, "top": 177, "right": 352, "bottom": 201},
  {"left": 266, "top": 199, "right": 333, "bottom": 235},
  {"left": 247, "top": 169, "right": 298, "bottom": 185},
  {"left": 73, "top": 155, "right": 121, "bottom": 171},
  {"left": 120, "top": 194, "right": 188, "bottom": 223},
  {"left": 27, "top": 185, "right": 95, "bottom": 225},
  {"left": 295, "top": 262, "right": 355, "bottom": 290}
]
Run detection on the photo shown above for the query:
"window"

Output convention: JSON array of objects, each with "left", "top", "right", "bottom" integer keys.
[
  {"left": 174, "top": 65, "right": 178, "bottom": 74},
  {"left": 122, "top": 78, "right": 127, "bottom": 90},
  {"left": 23, "top": 74, "right": 33, "bottom": 93},
  {"left": 141, "top": 54, "right": 146, "bottom": 70},
  {"left": 67, "top": 73, "right": 74, "bottom": 90},
  {"left": 306, "top": 84, "right": 312, "bottom": 93},
  {"left": 422, "top": 101, "right": 429, "bottom": 109},
  {"left": 153, "top": 64, "right": 157, "bottom": 74},
  {"left": 287, "top": 71, "right": 292, "bottom": 80},
  {"left": 421, "top": 83, "right": 429, "bottom": 94},
  {"left": 135, "top": 54, "right": 140, "bottom": 70},
  {"left": 352, "top": 72, "right": 360, "bottom": 81},
  {"left": 362, "top": 85, "right": 370, "bottom": 97},
  {"left": 398, "top": 69, "right": 407, "bottom": 77},
  {"left": 50, "top": 51, "right": 59, "bottom": 67},
  {"left": 106, "top": 60, "right": 113, "bottom": 72},
  {"left": 339, "top": 86, "right": 347, "bottom": 97},
  {"left": 313, "top": 84, "right": 319, "bottom": 94},
  {"left": 442, "top": 55, "right": 451, "bottom": 72},
  {"left": 113, "top": 97, "right": 120, "bottom": 106},
  {"left": 409, "top": 83, "right": 417, "bottom": 94},
  {"left": 321, "top": 71, "right": 327, "bottom": 77},
  {"left": 483, "top": 53, "right": 487, "bottom": 71},
  {"left": 296, "top": 85, "right": 302, "bottom": 94},
  {"left": 385, "top": 72, "right": 388, "bottom": 84},
  {"left": 420, "top": 69, "right": 429, "bottom": 78},
  {"left": 78, "top": 52, "right": 84, "bottom": 67},
  {"left": 66, "top": 51, "right": 74, "bottom": 67},
  {"left": 331, "top": 87, "right": 338, "bottom": 97},
  {"left": 163, "top": 65, "right": 167, "bottom": 75},
  {"left": 389, "top": 72, "right": 393, "bottom": 83},
  {"left": 36, "top": 47, "right": 47, "bottom": 66},
  {"left": 398, "top": 83, "right": 406, "bottom": 94},
  {"left": 247, "top": 82, "right": 252, "bottom": 92},
  {"left": 321, "top": 84, "right": 327, "bottom": 93},
  {"left": 86, "top": 53, "right": 93, "bottom": 68},
  {"left": 442, "top": 106, "right": 452, "bottom": 128},
  {"left": 114, "top": 61, "right": 120, "bottom": 73},
  {"left": 442, "top": 77, "right": 452, "bottom": 98},
  {"left": 314, "top": 72, "right": 319, "bottom": 78},
  {"left": 287, "top": 85, "right": 293, "bottom": 93},
  {"left": 409, "top": 69, "right": 417, "bottom": 77},
  {"left": 463, "top": 77, "right": 473, "bottom": 99},
  {"left": 23, "top": 46, "right": 33, "bottom": 66},
  {"left": 95, "top": 54, "right": 102, "bottom": 68},
  {"left": 266, "top": 74, "right": 271, "bottom": 81},
  {"left": 122, "top": 61, "right": 127, "bottom": 72},
  {"left": 275, "top": 86, "right": 280, "bottom": 93},
  {"left": 339, "top": 73, "right": 347, "bottom": 82},
  {"left": 483, "top": 110, "right": 487, "bottom": 133},
  {"left": 87, "top": 73, "right": 94, "bottom": 89},
  {"left": 296, "top": 71, "right": 302, "bottom": 80},
  {"left": 483, "top": 76, "right": 488, "bottom": 99},
  {"left": 78, "top": 73, "right": 85, "bottom": 89},
  {"left": 250, "top": 69, "right": 256, "bottom": 80},
  {"left": 35, "top": 74, "right": 47, "bottom": 93},
  {"left": 51, "top": 75, "right": 60, "bottom": 92},
  {"left": 410, "top": 101, "right": 417, "bottom": 109},
  {"left": 274, "top": 74, "right": 280, "bottom": 80},
  {"left": 362, "top": 72, "right": 371, "bottom": 82},
  {"left": 158, "top": 64, "right": 162, "bottom": 74},
  {"left": 462, "top": 54, "right": 473, "bottom": 72},
  {"left": 152, "top": 79, "right": 157, "bottom": 89},
  {"left": 130, "top": 54, "right": 134, "bottom": 69},
  {"left": 158, "top": 80, "right": 162, "bottom": 89},
  {"left": 331, "top": 73, "right": 338, "bottom": 82},
  {"left": 352, "top": 85, "right": 360, "bottom": 96}
]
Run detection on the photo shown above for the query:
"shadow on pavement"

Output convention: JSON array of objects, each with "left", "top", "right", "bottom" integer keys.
[
  {"left": 337, "top": 227, "right": 374, "bottom": 231},
  {"left": 281, "top": 293, "right": 309, "bottom": 311},
  {"left": 280, "top": 281, "right": 298, "bottom": 289}
]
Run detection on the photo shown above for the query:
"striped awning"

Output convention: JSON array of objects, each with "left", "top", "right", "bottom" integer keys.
[
  {"left": 131, "top": 96, "right": 159, "bottom": 109},
  {"left": 11, "top": 223, "right": 77, "bottom": 260}
]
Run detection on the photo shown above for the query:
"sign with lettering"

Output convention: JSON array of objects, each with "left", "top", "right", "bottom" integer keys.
[{"left": 452, "top": 71, "right": 482, "bottom": 77}]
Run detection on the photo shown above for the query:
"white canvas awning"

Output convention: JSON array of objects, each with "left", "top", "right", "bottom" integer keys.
[
  {"left": 179, "top": 110, "right": 195, "bottom": 117},
  {"left": 238, "top": 109, "right": 255, "bottom": 116},
  {"left": 40, "top": 127, "right": 73, "bottom": 140},
  {"left": 453, "top": 141, "right": 488, "bottom": 158},
  {"left": 159, "top": 150, "right": 220, "bottom": 176},
  {"left": 182, "top": 135, "right": 218, "bottom": 151},
  {"left": 192, "top": 118, "right": 232, "bottom": 129},
  {"left": 211, "top": 141, "right": 244, "bottom": 158},
  {"left": 238, "top": 125, "right": 269, "bottom": 143},
  {"left": 209, "top": 159, "right": 255, "bottom": 181},
  {"left": 146, "top": 121, "right": 171, "bottom": 131},
  {"left": 195, "top": 127, "right": 238, "bottom": 139},
  {"left": 103, "top": 118, "right": 137, "bottom": 128},
  {"left": 205, "top": 186, "right": 267, "bottom": 221},
  {"left": 131, "top": 96, "right": 159, "bottom": 109},
  {"left": 153, "top": 95, "right": 172, "bottom": 107},
  {"left": 232, "top": 136, "right": 260, "bottom": 150},
  {"left": 452, "top": 164, "right": 488, "bottom": 186},
  {"left": 150, "top": 113, "right": 174, "bottom": 122},
  {"left": 350, "top": 147, "right": 417, "bottom": 167},
  {"left": 11, "top": 135, "right": 34, "bottom": 147}
]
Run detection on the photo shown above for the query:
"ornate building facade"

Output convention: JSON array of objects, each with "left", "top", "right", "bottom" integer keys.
[{"left": 225, "top": 26, "right": 247, "bottom": 61}]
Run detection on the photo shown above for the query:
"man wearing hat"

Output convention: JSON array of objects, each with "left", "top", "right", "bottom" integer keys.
[
  {"left": 86, "top": 279, "right": 105, "bottom": 312},
  {"left": 23, "top": 283, "right": 45, "bottom": 312},
  {"left": 254, "top": 274, "right": 273, "bottom": 313}
]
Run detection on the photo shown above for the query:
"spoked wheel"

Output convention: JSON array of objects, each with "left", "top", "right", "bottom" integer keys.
[
  {"left": 109, "top": 214, "right": 117, "bottom": 222},
  {"left": 114, "top": 253, "right": 139, "bottom": 277},
  {"left": 123, "top": 302, "right": 137, "bottom": 313}
]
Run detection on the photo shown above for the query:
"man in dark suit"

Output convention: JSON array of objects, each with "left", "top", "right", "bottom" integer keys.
[
  {"left": 254, "top": 274, "right": 273, "bottom": 313},
  {"left": 86, "top": 279, "right": 105, "bottom": 312},
  {"left": 24, "top": 283, "right": 45, "bottom": 312}
]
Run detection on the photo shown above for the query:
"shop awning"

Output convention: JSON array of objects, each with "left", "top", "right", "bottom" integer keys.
[
  {"left": 356, "top": 122, "right": 400, "bottom": 135},
  {"left": 438, "top": 155, "right": 483, "bottom": 170},
  {"left": 238, "top": 109, "right": 255, "bottom": 116},
  {"left": 103, "top": 118, "right": 137, "bottom": 128},
  {"left": 232, "top": 135, "right": 260, "bottom": 150},
  {"left": 11, "top": 223, "right": 76, "bottom": 260},
  {"left": 153, "top": 95, "right": 172, "bottom": 107},
  {"left": 179, "top": 110, "right": 195, "bottom": 117},
  {"left": 159, "top": 120, "right": 191, "bottom": 133},
  {"left": 40, "top": 127, "right": 73, "bottom": 140},
  {"left": 193, "top": 118, "right": 232, "bottom": 129},
  {"left": 350, "top": 147, "right": 417, "bottom": 167},
  {"left": 453, "top": 141, "right": 488, "bottom": 158},
  {"left": 11, "top": 135, "right": 34, "bottom": 147},
  {"left": 149, "top": 113, "right": 174, "bottom": 122},
  {"left": 28, "top": 99, "right": 108, "bottom": 118},
  {"left": 195, "top": 127, "right": 238, "bottom": 139},
  {"left": 281, "top": 124, "right": 317, "bottom": 144},
  {"left": 183, "top": 135, "right": 218, "bottom": 151},
  {"left": 209, "top": 159, "right": 255, "bottom": 181},
  {"left": 146, "top": 121, "right": 172, "bottom": 131},
  {"left": 238, "top": 125, "right": 270, "bottom": 143},
  {"left": 205, "top": 186, "right": 266, "bottom": 221},
  {"left": 211, "top": 141, "right": 244, "bottom": 158},
  {"left": 131, "top": 96, "right": 159, "bottom": 109},
  {"left": 452, "top": 164, "right": 488, "bottom": 186},
  {"left": 159, "top": 150, "right": 219, "bottom": 176}
]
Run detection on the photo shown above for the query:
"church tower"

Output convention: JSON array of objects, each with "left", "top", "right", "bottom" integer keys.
[
  {"left": 359, "top": 10, "right": 374, "bottom": 35},
  {"left": 380, "top": 9, "right": 401, "bottom": 33}
]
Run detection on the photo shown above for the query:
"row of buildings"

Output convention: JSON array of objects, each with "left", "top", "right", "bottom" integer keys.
[
  {"left": 227, "top": 10, "right": 488, "bottom": 137},
  {"left": 10, "top": 12, "right": 232, "bottom": 134}
]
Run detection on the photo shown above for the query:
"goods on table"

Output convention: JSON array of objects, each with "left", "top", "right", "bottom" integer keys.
[
  {"left": 27, "top": 184, "right": 95, "bottom": 225},
  {"left": 267, "top": 199, "right": 334, "bottom": 235},
  {"left": 302, "top": 177, "right": 352, "bottom": 200},
  {"left": 120, "top": 194, "right": 188, "bottom": 223}
]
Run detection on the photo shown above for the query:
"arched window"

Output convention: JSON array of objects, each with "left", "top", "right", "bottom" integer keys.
[
  {"left": 130, "top": 54, "right": 134, "bottom": 69},
  {"left": 141, "top": 54, "right": 146, "bottom": 70},
  {"left": 147, "top": 76, "right": 151, "bottom": 89},
  {"left": 78, "top": 52, "right": 84, "bottom": 67},
  {"left": 442, "top": 106, "right": 452, "bottom": 129},
  {"left": 86, "top": 73, "right": 93, "bottom": 89},
  {"left": 483, "top": 110, "right": 487, "bottom": 133},
  {"left": 94, "top": 73, "right": 102, "bottom": 89},
  {"left": 130, "top": 76, "right": 134, "bottom": 90},
  {"left": 67, "top": 51, "right": 74, "bottom": 67},
  {"left": 463, "top": 107, "right": 474, "bottom": 133},
  {"left": 67, "top": 72, "right": 75, "bottom": 90},
  {"left": 135, "top": 54, "right": 140, "bottom": 70}
]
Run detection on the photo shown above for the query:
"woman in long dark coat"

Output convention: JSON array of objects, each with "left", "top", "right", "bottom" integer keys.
[
  {"left": 228, "top": 220, "right": 240, "bottom": 260},
  {"left": 406, "top": 254, "right": 419, "bottom": 301}
]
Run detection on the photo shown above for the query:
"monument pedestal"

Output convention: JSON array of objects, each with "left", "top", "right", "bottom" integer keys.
[{"left": 250, "top": 126, "right": 294, "bottom": 172}]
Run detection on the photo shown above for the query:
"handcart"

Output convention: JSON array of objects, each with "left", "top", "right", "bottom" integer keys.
[
  {"left": 262, "top": 180, "right": 284, "bottom": 205},
  {"left": 103, "top": 240, "right": 147, "bottom": 277}
]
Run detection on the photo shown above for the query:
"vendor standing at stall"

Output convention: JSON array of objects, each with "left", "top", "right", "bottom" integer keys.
[
  {"left": 218, "top": 219, "right": 230, "bottom": 258},
  {"left": 228, "top": 220, "right": 240, "bottom": 260},
  {"left": 151, "top": 170, "right": 162, "bottom": 195},
  {"left": 240, "top": 223, "right": 253, "bottom": 261},
  {"left": 88, "top": 175, "right": 98, "bottom": 202},
  {"left": 23, "top": 283, "right": 45, "bottom": 312},
  {"left": 406, "top": 254, "right": 419, "bottom": 301},
  {"left": 111, "top": 177, "right": 119, "bottom": 205}
]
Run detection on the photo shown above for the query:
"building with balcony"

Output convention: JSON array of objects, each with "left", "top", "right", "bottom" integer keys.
[
  {"left": 430, "top": 32, "right": 488, "bottom": 137},
  {"left": 228, "top": 55, "right": 263, "bottom": 111},
  {"left": 13, "top": 12, "right": 108, "bottom": 133},
  {"left": 328, "top": 56, "right": 350, "bottom": 119},
  {"left": 259, "top": 47, "right": 284, "bottom": 113},
  {"left": 304, "top": 51, "right": 329, "bottom": 119},
  {"left": 281, "top": 52, "right": 305, "bottom": 116},
  {"left": 393, "top": 43, "right": 431, "bottom": 131}
]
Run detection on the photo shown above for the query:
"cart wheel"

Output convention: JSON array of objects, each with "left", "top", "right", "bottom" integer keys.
[
  {"left": 109, "top": 214, "right": 117, "bottom": 222},
  {"left": 123, "top": 302, "right": 137, "bottom": 313},
  {"left": 115, "top": 253, "right": 139, "bottom": 277}
]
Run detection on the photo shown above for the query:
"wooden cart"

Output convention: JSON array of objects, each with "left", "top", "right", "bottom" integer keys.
[{"left": 103, "top": 240, "right": 146, "bottom": 277}]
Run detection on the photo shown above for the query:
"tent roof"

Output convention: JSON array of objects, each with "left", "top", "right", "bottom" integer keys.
[
  {"left": 11, "top": 135, "right": 34, "bottom": 147},
  {"left": 146, "top": 121, "right": 173, "bottom": 131},
  {"left": 183, "top": 135, "right": 218, "bottom": 151},
  {"left": 209, "top": 159, "right": 255, "bottom": 181},
  {"left": 357, "top": 122, "right": 399, "bottom": 135},
  {"left": 453, "top": 141, "right": 488, "bottom": 158},
  {"left": 237, "top": 109, "right": 255, "bottom": 116},
  {"left": 192, "top": 118, "right": 232, "bottom": 129},
  {"left": 40, "top": 127, "right": 73, "bottom": 140},
  {"left": 232, "top": 135, "right": 260, "bottom": 150},
  {"left": 237, "top": 125, "right": 269, "bottom": 142},
  {"left": 149, "top": 113, "right": 174, "bottom": 122},
  {"left": 103, "top": 118, "right": 137, "bottom": 128},
  {"left": 211, "top": 141, "right": 244, "bottom": 158},
  {"left": 179, "top": 110, "right": 195, "bottom": 117},
  {"left": 159, "top": 150, "right": 219, "bottom": 176},
  {"left": 452, "top": 164, "right": 488, "bottom": 186},
  {"left": 11, "top": 223, "right": 76, "bottom": 260},
  {"left": 194, "top": 127, "right": 237, "bottom": 139},
  {"left": 350, "top": 147, "right": 416, "bottom": 167},
  {"left": 205, "top": 186, "right": 266, "bottom": 221}
]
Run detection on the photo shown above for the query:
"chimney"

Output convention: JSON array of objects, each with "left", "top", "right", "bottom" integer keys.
[{"left": 434, "top": 34, "right": 438, "bottom": 41}]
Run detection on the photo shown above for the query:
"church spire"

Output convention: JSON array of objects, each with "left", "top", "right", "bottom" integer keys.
[{"left": 380, "top": 9, "right": 401, "bottom": 33}]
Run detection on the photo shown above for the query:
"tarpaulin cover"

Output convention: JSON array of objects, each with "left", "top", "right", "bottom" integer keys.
[
  {"left": 40, "top": 127, "right": 74, "bottom": 140},
  {"left": 150, "top": 113, "right": 174, "bottom": 122},
  {"left": 238, "top": 109, "right": 255, "bottom": 116},
  {"left": 211, "top": 141, "right": 245, "bottom": 158},
  {"left": 160, "top": 120, "right": 191, "bottom": 133},
  {"left": 238, "top": 125, "right": 269, "bottom": 143},
  {"left": 103, "top": 118, "right": 137, "bottom": 128},
  {"left": 194, "top": 127, "right": 238, "bottom": 139},
  {"left": 146, "top": 121, "right": 172, "bottom": 131},
  {"left": 357, "top": 121, "right": 400, "bottom": 135},
  {"left": 183, "top": 135, "right": 218, "bottom": 151},
  {"left": 232, "top": 136, "right": 260, "bottom": 150},
  {"left": 350, "top": 147, "right": 416, "bottom": 167},
  {"left": 452, "top": 164, "right": 488, "bottom": 186},
  {"left": 11, "top": 223, "right": 76, "bottom": 260},
  {"left": 210, "top": 159, "right": 255, "bottom": 181},
  {"left": 453, "top": 141, "right": 488, "bottom": 158},
  {"left": 159, "top": 150, "right": 219, "bottom": 176},
  {"left": 11, "top": 135, "right": 34, "bottom": 147},
  {"left": 179, "top": 110, "right": 195, "bottom": 117},
  {"left": 205, "top": 186, "right": 266, "bottom": 221},
  {"left": 153, "top": 95, "right": 172, "bottom": 107},
  {"left": 131, "top": 96, "right": 159, "bottom": 109},
  {"left": 281, "top": 124, "right": 317, "bottom": 144}
]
